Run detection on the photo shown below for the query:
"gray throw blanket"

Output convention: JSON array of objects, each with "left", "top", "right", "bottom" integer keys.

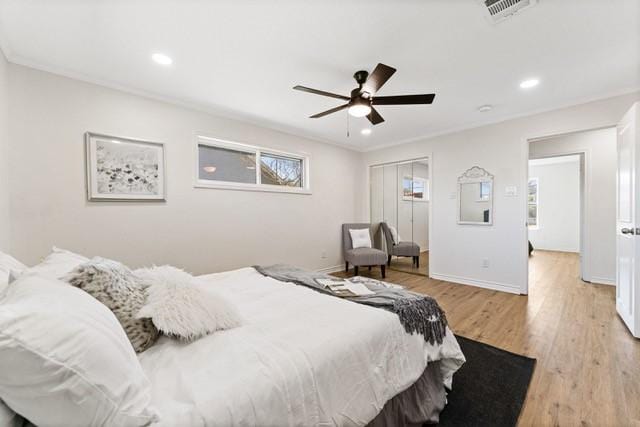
[{"left": 253, "top": 264, "right": 448, "bottom": 345}]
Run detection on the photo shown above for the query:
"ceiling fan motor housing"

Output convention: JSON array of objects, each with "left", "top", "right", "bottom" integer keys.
[{"left": 350, "top": 88, "right": 371, "bottom": 104}]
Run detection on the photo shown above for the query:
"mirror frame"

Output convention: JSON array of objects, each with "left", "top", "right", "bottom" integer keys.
[{"left": 457, "top": 166, "right": 494, "bottom": 226}]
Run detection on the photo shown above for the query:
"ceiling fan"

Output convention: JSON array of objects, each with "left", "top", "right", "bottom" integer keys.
[{"left": 293, "top": 63, "right": 435, "bottom": 126}]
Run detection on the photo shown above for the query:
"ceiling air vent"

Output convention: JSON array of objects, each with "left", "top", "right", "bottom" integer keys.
[{"left": 480, "top": 0, "right": 538, "bottom": 24}]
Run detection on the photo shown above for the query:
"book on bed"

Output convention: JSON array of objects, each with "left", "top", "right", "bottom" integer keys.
[{"left": 316, "top": 278, "right": 375, "bottom": 297}]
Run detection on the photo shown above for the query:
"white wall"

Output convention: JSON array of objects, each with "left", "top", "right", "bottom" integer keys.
[
  {"left": 7, "top": 64, "right": 362, "bottom": 274},
  {"left": 361, "top": 92, "right": 639, "bottom": 293},
  {"left": 0, "top": 50, "right": 9, "bottom": 252},
  {"left": 529, "top": 128, "right": 617, "bottom": 285},
  {"left": 528, "top": 157, "right": 581, "bottom": 253}
]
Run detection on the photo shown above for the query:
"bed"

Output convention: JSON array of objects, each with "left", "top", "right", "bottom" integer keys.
[{"left": 139, "top": 267, "right": 465, "bottom": 426}]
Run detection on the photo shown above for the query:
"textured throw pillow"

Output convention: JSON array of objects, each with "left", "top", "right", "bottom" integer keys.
[
  {"left": 136, "top": 266, "right": 242, "bottom": 342},
  {"left": 0, "top": 274, "right": 157, "bottom": 426},
  {"left": 64, "top": 258, "right": 159, "bottom": 353},
  {"left": 349, "top": 228, "right": 372, "bottom": 249}
]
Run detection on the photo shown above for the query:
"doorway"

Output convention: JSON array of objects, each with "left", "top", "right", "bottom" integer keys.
[
  {"left": 370, "top": 158, "right": 430, "bottom": 276},
  {"left": 526, "top": 126, "right": 618, "bottom": 292},
  {"left": 527, "top": 154, "right": 584, "bottom": 284}
]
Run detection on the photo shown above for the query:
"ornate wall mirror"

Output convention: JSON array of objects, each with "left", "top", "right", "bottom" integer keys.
[{"left": 457, "top": 166, "right": 494, "bottom": 225}]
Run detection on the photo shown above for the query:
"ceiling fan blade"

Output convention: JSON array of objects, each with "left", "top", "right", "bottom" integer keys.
[
  {"left": 367, "top": 107, "right": 385, "bottom": 125},
  {"left": 372, "top": 94, "right": 436, "bottom": 105},
  {"left": 310, "top": 104, "right": 349, "bottom": 118},
  {"left": 363, "top": 63, "right": 396, "bottom": 94},
  {"left": 293, "top": 85, "right": 350, "bottom": 101}
]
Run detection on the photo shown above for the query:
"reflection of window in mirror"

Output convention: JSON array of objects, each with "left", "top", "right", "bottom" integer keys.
[
  {"left": 528, "top": 178, "right": 539, "bottom": 229},
  {"left": 478, "top": 182, "right": 492, "bottom": 201},
  {"left": 402, "top": 176, "right": 429, "bottom": 202}
]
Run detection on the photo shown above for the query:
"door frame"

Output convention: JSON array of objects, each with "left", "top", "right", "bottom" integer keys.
[
  {"left": 521, "top": 125, "right": 616, "bottom": 294},
  {"left": 366, "top": 154, "right": 432, "bottom": 276}
]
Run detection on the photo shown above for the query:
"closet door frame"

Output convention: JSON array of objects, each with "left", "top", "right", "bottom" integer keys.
[{"left": 368, "top": 155, "right": 432, "bottom": 276}]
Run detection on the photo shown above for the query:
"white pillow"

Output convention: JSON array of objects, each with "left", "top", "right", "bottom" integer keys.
[
  {"left": 0, "top": 252, "right": 26, "bottom": 290},
  {"left": 136, "top": 266, "right": 243, "bottom": 342},
  {"left": 0, "top": 274, "right": 158, "bottom": 427},
  {"left": 21, "top": 247, "right": 88, "bottom": 280},
  {"left": 388, "top": 225, "right": 400, "bottom": 245},
  {"left": 349, "top": 228, "right": 372, "bottom": 249}
]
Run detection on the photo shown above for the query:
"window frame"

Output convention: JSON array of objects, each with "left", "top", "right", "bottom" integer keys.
[
  {"left": 194, "top": 135, "right": 311, "bottom": 194},
  {"left": 528, "top": 177, "right": 539, "bottom": 229}
]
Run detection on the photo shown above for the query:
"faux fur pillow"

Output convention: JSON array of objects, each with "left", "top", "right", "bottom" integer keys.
[
  {"left": 64, "top": 258, "right": 159, "bottom": 353},
  {"left": 136, "top": 266, "right": 242, "bottom": 342}
]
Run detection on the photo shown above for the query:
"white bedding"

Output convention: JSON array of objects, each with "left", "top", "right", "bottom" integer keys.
[{"left": 139, "top": 267, "right": 465, "bottom": 426}]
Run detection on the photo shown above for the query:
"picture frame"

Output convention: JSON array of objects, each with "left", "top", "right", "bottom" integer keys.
[{"left": 85, "top": 132, "right": 166, "bottom": 201}]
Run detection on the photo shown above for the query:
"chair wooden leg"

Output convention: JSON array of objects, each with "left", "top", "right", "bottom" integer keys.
[
  {"left": 381, "top": 265, "right": 386, "bottom": 279},
  {"left": 387, "top": 255, "right": 391, "bottom": 266},
  {"left": 345, "top": 262, "right": 349, "bottom": 273},
  {"left": 354, "top": 266, "right": 359, "bottom": 276},
  {"left": 416, "top": 256, "right": 420, "bottom": 269}
]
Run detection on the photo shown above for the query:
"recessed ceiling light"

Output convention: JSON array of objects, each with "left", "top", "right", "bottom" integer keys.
[
  {"left": 151, "top": 53, "right": 173, "bottom": 66},
  {"left": 203, "top": 166, "right": 217, "bottom": 173},
  {"left": 361, "top": 128, "right": 372, "bottom": 136},
  {"left": 519, "top": 78, "right": 539, "bottom": 89},
  {"left": 478, "top": 105, "right": 492, "bottom": 113}
]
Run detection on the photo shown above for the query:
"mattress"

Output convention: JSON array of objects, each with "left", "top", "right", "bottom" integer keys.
[{"left": 138, "top": 267, "right": 465, "bottom": 426}]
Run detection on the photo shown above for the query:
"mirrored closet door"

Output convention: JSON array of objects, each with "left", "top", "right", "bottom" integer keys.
[{"left": 370, "top": 159, "right": 429, "bottom": 276}]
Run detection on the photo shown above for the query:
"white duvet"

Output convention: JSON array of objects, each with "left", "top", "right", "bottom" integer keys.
[{"left": 139, "top": 268, "right": 465, "bottom": 427}]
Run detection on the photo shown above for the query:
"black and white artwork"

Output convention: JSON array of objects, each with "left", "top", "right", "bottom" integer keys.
[{"left": 86, "top": 133, "right": 166, "bottom": 201}]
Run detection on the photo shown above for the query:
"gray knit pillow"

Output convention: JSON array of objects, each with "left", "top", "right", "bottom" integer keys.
[{"left": 64, "top": 257, "right": 159, "bottom": 353}]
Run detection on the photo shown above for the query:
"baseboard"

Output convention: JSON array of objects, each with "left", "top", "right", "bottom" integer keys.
[
  {"left": 316, "top": 264, "right": 344, "bottom": 274},
  {"left": 590, "top": 276, "right": 615, "bottom": 286},
  {"left": 430, "top": 272, "right": 522, "bottom": 295}
]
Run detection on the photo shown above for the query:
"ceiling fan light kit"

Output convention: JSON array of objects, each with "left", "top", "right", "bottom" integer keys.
[
  {"left": 293, "top": 63, "right": 435, "bottom": 127},
  {"left": 348, "top": 97, "right": 371, "bottom": 118}
]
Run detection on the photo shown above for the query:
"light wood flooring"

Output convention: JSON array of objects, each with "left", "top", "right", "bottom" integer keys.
[
  {"left": 336, "top": 250, "right": 640, "bottom": 426},
  {"left": 388, "top": 251, "right": 429, "bottom": 276}
]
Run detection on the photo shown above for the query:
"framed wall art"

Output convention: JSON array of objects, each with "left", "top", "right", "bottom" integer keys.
[{"left": 85, "top": 132, "right": 166, "bottom": 201}]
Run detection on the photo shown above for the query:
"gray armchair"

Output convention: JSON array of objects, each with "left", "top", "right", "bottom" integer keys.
[
  {"left": 342, "top": 223, "right": 387, "bottom": 278},
  {"left": 380, "top": 222, "right": 421, "bottom": 268}
]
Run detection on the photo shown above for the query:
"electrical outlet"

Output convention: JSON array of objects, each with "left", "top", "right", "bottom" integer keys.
[
  {"left": 321, "top": 251, "right": 327, "bottom": 259},
  {"left": 482, "top": 258, "right": 490, "bottom": 268}
]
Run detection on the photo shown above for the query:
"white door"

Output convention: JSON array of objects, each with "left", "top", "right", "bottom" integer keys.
[{"left": 616, "top": 102, "right": 639, "bottom": 338}]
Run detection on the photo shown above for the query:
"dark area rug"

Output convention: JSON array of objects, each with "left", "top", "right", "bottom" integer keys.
[{"left": 434, "top": 335, "right": 536, "bottom": 427}]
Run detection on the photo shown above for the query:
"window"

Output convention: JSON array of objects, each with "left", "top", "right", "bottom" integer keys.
[
  {"left": 195, "top": 136, "right": 309, "bottom": 193},
  {"left": 260, "top": 154, "right": 303, "bottom": 187},
  {"left": 402, "top": 176, "right": 429, "bottom": 202},
  {"left": 528, "top": 178, "right": 539, "bottom": 228}
]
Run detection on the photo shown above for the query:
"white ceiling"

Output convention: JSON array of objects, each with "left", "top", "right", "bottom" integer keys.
[{"left": 0, "top": 0, "right": 638, "bottom": 151}]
